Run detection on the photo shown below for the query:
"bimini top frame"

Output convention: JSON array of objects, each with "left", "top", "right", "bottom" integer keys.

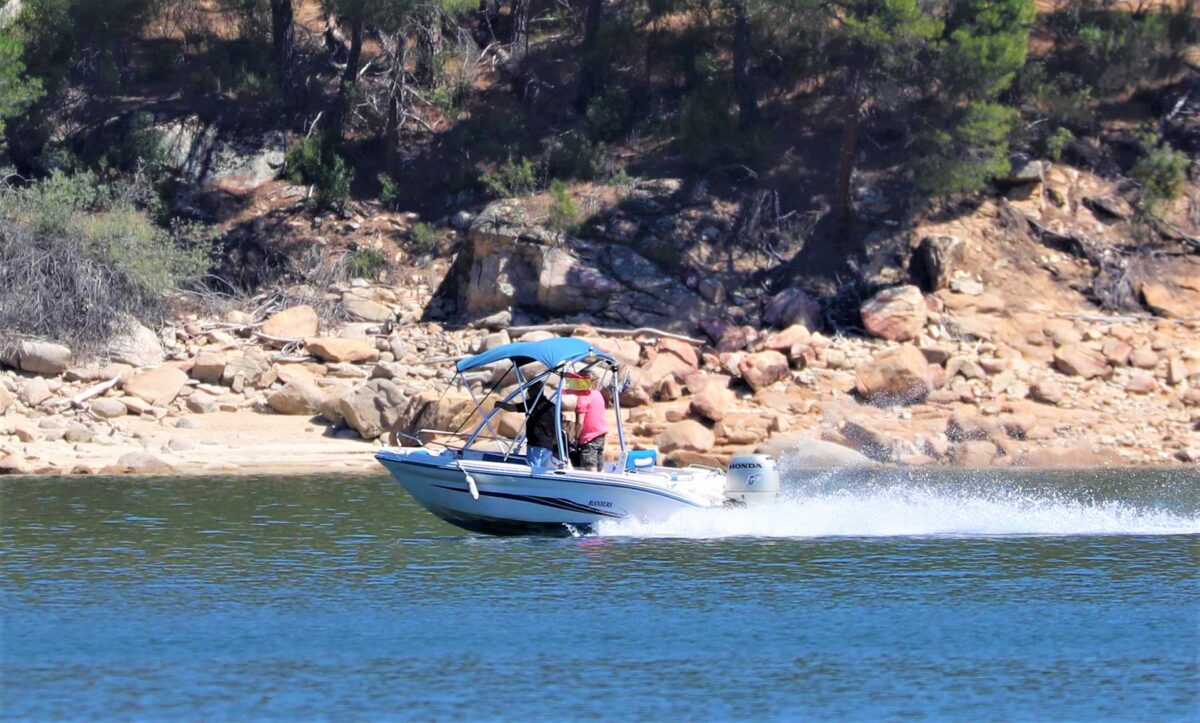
[{"left": 444, "top": 337, "right": 625, "bottom": 468}]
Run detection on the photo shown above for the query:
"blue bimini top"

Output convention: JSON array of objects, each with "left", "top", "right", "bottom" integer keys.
[{"left": 455, "top": 337, "right": 618, "bottom": 374}]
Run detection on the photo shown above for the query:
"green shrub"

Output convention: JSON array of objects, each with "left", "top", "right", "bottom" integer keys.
[
  {"left": 410, "top": 222, "right": 439, "bottom": 255},
  {"left": 285, "top": 136, "right": 351, "bottom": 210},
  {"left": 1018, "top": 63, "right": 1094, "bottom": 129},
  {"left": 0, "top": 28, "right": 43, "bottom": 153},
  {"left": 547, "top": 130, "right": 606, "bottom": 182},
  {"left": 679, "top": 84, "right": 737, "bottom": 163},
  {"left": 378, "top": 172, "right": 401, "bottom": 210},
  {"left": 1043, "top": 126, "right": 1074, "bottom": 162},
  {"left": 113, "top": 111, "right": 168, "bottom": 174},
  {"left": 1131, "top": 132, "right": 1189, "bottom": 210},
  {"left": 917, "top": 102, "right": 1018, "bottom": 197},
  {"left": 586, "top": 86, "right": 636, "bottom": 141},
  {"left": 547, "top": 180, "right": 579, "bottom": 233},
  {"left": 345, "top": 246, "right": 387, "bottom": 280},
  {"left": 480, "top": 156, "right": 540, "bottom": 198},
  {"left": 0, "top": 171, "right": 218, "bottom": 353}
]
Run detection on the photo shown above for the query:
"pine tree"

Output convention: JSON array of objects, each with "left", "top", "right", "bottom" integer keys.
[
  {"left": 917, "top": 0, "right": 1034, "bottom": 197},
  {"left": 0, "top": 25, "right": 43, "bottom": 154}
]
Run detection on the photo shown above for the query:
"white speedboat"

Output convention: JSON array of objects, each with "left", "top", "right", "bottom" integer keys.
[{"left": 375, "top": 337, "right": 779, "bottom": 535}]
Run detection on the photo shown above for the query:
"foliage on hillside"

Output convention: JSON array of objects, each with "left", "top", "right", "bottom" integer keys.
[
  {"left": 0, "top": 0, "right": 1196, "bottom": 345},
  {"left": 0, "top": 171, "right": 217, "bottom": 352}
]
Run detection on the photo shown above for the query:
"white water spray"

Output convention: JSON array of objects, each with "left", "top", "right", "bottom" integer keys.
[{"left": 597, "top": 463, "right": 1200, "bottom": 539}]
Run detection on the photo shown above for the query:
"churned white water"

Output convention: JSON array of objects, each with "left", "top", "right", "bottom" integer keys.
[{"left": 597, "top": 464, "right": 1200, "bottom": 539}]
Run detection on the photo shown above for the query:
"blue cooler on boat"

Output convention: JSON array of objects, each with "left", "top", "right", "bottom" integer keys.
[{"left": 624, "top": 449, "right": 658, "bottom": 471}]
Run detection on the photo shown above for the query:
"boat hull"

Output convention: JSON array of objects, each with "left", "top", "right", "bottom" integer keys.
[{"left": 376, "top": 450, "right": 714, "bottom": 536}]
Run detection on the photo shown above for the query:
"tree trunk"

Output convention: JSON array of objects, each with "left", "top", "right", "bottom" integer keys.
[
  {"left": 383, "top": 35, "right": 407, "bottom": 173},
  {"left": 834, "top": 74, "right": 863, "bottom": 233},
  {"left": 510, "top": 0, "right": 530, "bottom": 55},
  {"left": 477, "top": 0, "right": 501, "bottom": 44},
  {"left": 332, "top": 14, "right": 365, "bottom": 136},
  {"left": 573, "top": 0, "right": 604, "bottom": 113},
  {"left": 270, "top": 0, "right": 295, "bottom": 90},
  {"left": 415, "top": 13, "right": 442, "bottom": 87},
  {"left": 342, "top": 15, "right": 364, "bottom": 85},
  {"left": 728, "top": 0, "right": 757, "bottom": 128}
]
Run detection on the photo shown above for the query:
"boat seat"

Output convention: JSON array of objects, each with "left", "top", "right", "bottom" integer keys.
[{"left": 622, "top": 449, "right": 658, "bottom": 472}]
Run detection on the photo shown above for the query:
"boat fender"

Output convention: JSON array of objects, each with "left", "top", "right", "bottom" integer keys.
[
  {"left": 456, "top": 460, "right": 480, "bottom": 500},
  {"left": 724, "top": 454, "right": 780, "bottom": 504}
]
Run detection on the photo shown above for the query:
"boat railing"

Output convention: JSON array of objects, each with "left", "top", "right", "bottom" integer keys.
[{"left": 409, "top": 428, "right": 521, "bottom": 455}]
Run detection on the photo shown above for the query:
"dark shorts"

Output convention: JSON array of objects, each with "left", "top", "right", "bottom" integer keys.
[{"left": 578, "top": 435, "right": 606, "bottom": 469}]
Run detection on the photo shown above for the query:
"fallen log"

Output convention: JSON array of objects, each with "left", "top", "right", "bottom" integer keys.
[{"left": 506, "top": 324, "right": 705, "bottom": 345}]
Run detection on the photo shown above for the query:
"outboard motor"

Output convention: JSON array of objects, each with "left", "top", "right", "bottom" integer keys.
[{"left": 724, "top": 454, "right": 780, "bottom": 504}]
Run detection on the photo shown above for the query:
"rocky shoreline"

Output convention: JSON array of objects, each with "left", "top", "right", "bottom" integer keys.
[
  {"left": 4, "top": 160, "right": 1200, "bottom": 476},
  {"left": 2, "top": 278, "right": 1197, "bottom": 476}
]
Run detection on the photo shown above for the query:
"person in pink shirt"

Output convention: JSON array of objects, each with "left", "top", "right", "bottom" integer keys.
[{"left": 572, "top": 370, "right": 608, "bottom": 471}]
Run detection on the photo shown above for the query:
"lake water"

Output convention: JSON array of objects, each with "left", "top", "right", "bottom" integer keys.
[{"left": 2, "top": 467, "right": 1198, "bottom": 721}]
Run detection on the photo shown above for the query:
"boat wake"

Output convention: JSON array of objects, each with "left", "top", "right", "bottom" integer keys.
[{"left": 596, "top": 467, "right": 1200, "bottom": 539}]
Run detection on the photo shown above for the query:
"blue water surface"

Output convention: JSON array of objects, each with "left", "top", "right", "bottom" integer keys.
[{"left": 2, "top": 471, "right": 1197, "bottom": 721}]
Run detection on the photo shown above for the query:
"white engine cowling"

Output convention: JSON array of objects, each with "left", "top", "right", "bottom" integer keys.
[{"left": 724, "top": 454, "right": 780, "bottom": 504}]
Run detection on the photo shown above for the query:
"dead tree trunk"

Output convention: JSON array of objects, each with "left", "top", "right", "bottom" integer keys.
[{"left": 415, "top": 12, "right": 442, "bottom": 87}]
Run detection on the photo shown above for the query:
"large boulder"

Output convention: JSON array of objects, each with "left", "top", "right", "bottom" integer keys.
[
  {"left": 756, "top": 435, "right": 873, "bottom": 468},
  {"left": 17, "top": 341, "right": 72, "bottom": 376},
  {"left": 343, "top": 295, "right": 394, "bottom": 323},
  {"left": 461, "top": 200, "right": 710, "bottom": 329},
  {"left": 713, "top": 413, "right": 772, "bottom": 446},
  {"left": 1140, "top": 282, "right": 1190, "bottom": 319},
  {"left": 762, "top": 325, "right": 811, "bottom": 355},
  {"left": 261, "top": 305, "right": 320, "bottom": 340},
  {"left": 584, "top": 337, "right": 641, "bottom": 369},
  {"left": 840, "top": 419, "right": 899, "bottom": 462},
  {"left": 267, "top": 380, "right": 325, "bottom": 415},
  {"left": 319, "top": 387, "right": 353, "bottom": 426},
  {"left": 123, "top": 366, "right": 189, "bottom": 406},
  {"left": 948, "top": 440, "right": 999, "bottom": 467},
  {"left": 656, "top": 420, "right": 715, "bottom": 454},
  {"left": 306, "top": 338, "right": 379, "bottom": 364},
  {"left": 737, "top": 350, "right": 790, "bottom": 391},
  {"left": 112, "top": 452, "right": 174, "bottom": 474},
  {"left": 1029, "top": 379, "right": 1065, "bottom": 405},
  {"left": 657, "top": 338, "right": 700, "bottom": 370},
  {"left": 855, "top": 344, "right": 934, "bottom": 405},
  {"left": 19, "top": 377, "right": 51, "bottom": 407},
  {"left": 221, "top": 349, "right": 272, "bottom": 388},
  {"left": 536, "top": 245, "right": 625, "bottom": 314},
  {"left": 0, "top": 384, "right": 10, "bottom": 414},
  {"left": 1053, "top": 345, "right": 1112, "bottom": 379},
  {"left": 638, "top": 349, "right": 697, "bottom": 393},
  {"left": 338, "top": 379, "right": 408, "bottom": 440},
  {"left": 107, "top": 318, "right": 163, "bottom": 367},
  {"left": 154, "top": 115, "right": 283, "bottom": 188},
  {"left": 90, "top": 398, "right": 128, "bottom": 419},
  {"left": 861, "top": 285, "right": 927, "bottom": 342},
  {"left": 763, "top": 287, "right": 822, "bottom": 330},
  {"left": 402, "top": 391, "right": 480, "bottom": 440},
  {"left": 912, "top": 235, "right": 963, "bottom": 291},
  {"left": 191, "top": 351, "right": 227, "bottom": 384},
  {"left": 689, "top": 384, "right": 735, "bottom": 423}
]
